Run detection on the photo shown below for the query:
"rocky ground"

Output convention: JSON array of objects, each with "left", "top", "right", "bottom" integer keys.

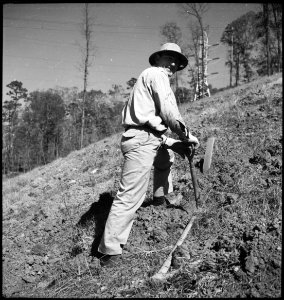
[{"left": 2, "top": 74, "right": 282, "bottom": 298}]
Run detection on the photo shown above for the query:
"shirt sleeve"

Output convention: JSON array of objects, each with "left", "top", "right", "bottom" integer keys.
[{"left": 149, "top": 70, "right": 188, "bottom": 139}]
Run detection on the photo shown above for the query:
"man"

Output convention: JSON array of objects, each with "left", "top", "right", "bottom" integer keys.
[{"left": 98, "top": 43, "right": 199, "bottom": 267}]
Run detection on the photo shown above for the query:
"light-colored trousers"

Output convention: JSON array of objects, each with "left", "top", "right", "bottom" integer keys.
[{"left": 98, "top": 127, "right": 174, "bottom": 255}]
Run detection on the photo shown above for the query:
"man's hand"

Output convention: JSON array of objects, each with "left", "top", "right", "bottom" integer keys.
[
  {"left": 184, "top": 133, "right": 200, "bottom": 149},
  {"left": 163, "top": 137, "right": 194, "bottom": 159},
  {"left": 176, "top": 120, "right": 200, "bottom": 149}
]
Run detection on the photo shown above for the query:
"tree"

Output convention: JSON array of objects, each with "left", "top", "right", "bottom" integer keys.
[
  {"left": 258, "top": 4, "right": 282, "bottom": 75},
  {"left": 175, "top": 87, "right": 192, "bottom": 104},
  {"left": 183, "top": 21, "right": 202, "bottom": 95},
  {"left": 181, "top": 3, "right": 209, "bottom": 98},
  {"left": 26, "top": 90, "right": 65, "bottom": 164},
  {"left": 52, "top": 86, "right": 79, "bottom": 106},
  {"left": 160, "top": 22, "right": 182, "bottom": 44},
  {"left": 2, "top": 80, "right": 27, "bottom": 173},
  {"left": 263, "top": 3, "right": 271, "bottom": 76},
  {"left": 270, "top": 4, "right": 282, "bottom": 72},
  {"left": 108, "top": 84, "right": 125, "bottom": 100},
  {"left": 221, "top": 12, "right": 257, "bottom": 86},
  {"left": 2, "top": 80, "right": 27, "bottom": 125},
  {"left": 222, "top": 26, "right": 234, "bottom": 87},
  {"left": 78, "top": 3, "right": 95, "bottom": 149},
  {"left": 14, "top": 107, "right": 41, "bottom": 171}
]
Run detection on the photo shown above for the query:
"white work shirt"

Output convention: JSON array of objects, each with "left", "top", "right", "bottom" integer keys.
[{"left": 122, "top": 66, "right": 187, "bottom": 139}]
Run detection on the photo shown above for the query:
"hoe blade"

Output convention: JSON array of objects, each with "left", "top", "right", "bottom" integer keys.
[{"left": 203, "top": 137, "right": 215, "bottom": 173}]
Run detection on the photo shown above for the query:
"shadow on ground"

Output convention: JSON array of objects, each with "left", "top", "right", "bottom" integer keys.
[{"left": 77, "top": 192, "right": 114, "bottom": 257}]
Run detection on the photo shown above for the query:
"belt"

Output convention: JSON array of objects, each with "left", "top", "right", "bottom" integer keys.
[
  {"left": 124, "top": 124, "right": 149, "bottom": 131},
  {"left": 124, "top": 124, "right": 163, "bottom": 137}
]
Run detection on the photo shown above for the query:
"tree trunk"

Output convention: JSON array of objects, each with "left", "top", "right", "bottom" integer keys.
[
  {"left": 229, "top": 61, "right": 233, "bottom": 87},
  {"left": 235, "top": 53, "right": 240, "bottom": 86},
  {"left": 80, "top": 4, "right": 92, "bottom": 149},
  {"left": 271, "top": 3, "right": 282, "bottom": 72},
  {"left": 230, "top": 33, "right": 234, "bottom": 87},
  {"left": 263, "top": 3, "right": 271, "bottom": 76},
  {"left": 80, "top": 97, "right": 86, "bottom": 149}
]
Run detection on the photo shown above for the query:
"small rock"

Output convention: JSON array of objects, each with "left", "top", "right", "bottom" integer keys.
[
  {"left": 30, "top": 177, "right": 45, "bottom": 188},
  {"left": 142, "top": 215, "right": 152, "bottom": 221},
  {"left": 22, "top": 275, "right": 36, "bottom": 283},
  {"left": 175, "top": 245, "right": 191, "bottom": 259},
  {"left": 151, "top": 208, "right": 158, "bottom": 214},
  {"left": 171, "top": 245, "right": 191, "bottom": 269},
  {"left": 26, "top": 256, "right": 35, "bottom": 265},
  {"left": 245, "top": 254, "right": 256, "bottom": 274},
  {"left": 31, "top": 244, "right": 47, "bottom": 256},
  {"left": 82, "top": 166, "right": 89, "bottom": 172},
  {"left": 233, "top": 266, "right": 240, "bottom": 272},
  {"left": 48, "top": 258, "right": 61, "bottom": 264},
  {"left": 43, "top": 185, "right": 52, "bottom": 191},
  {"left": 37, "top": 280, "right": 50, "bottom": 289},
  {"left": 226, "top": 193, "right": 238, "bottom": 204},
  {"left": 101, "top": 286, "right": 107, "bottom": 292},
  {"left": 43, "top": 255, "right": 49, "bottom": 264},
  {"left": 33, "top": 264, "right": 43, "bottom": 273},
  {"left": 147, "top": 227, "right": 154, "bottom": 233},
  {"left": 44, "top": 225, "right": 53, "bottom": 232},
  {"left": 271, "top": 259, "right": 281, "bottom": 269},
  {"left": 251, "top": 288, "right": 260, "bottom": 297},
  {"left": 28, "top": 192, "right": 37, "bottom": 197}
]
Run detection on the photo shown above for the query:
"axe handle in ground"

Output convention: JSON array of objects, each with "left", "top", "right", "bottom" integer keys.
[{"left": 186, "top": 148, "right": 199, "bottom": 208}]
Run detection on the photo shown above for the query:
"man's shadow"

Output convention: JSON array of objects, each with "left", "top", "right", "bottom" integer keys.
[{"left": 77, "top": 192, "right": 114, "bottom": 258}]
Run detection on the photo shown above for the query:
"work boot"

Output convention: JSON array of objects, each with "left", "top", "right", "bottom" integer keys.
[
  {"left": 100, "top": 254, "right": 121, "bottom": 268},
  {"left": 152, "top": 192, "right": 182, "bottom": 207},
  {"left": 152, "top": 196, "right": 166, "bottom": 206}
]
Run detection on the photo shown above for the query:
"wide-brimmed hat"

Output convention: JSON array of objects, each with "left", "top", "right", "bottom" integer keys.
[{"left": 149, "top": 43, "right": 188, "bottom": 71}]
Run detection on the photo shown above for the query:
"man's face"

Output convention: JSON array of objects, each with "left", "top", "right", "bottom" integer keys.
[{"left": 156, "top": 54, "right": 179, "bottom": 77}]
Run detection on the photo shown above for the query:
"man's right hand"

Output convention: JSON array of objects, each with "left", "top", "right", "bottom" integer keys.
[{"left": 163, "top": 137, "right": 195, "bottom": 159}]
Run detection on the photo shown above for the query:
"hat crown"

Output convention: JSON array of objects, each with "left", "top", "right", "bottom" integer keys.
[{"left": 160, "top": 43, "right": 181, "bottom": 54}]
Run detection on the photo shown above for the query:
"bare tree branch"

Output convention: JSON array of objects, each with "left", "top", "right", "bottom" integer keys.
[{"left": 79, "top": 3, "right": 95, "bottom": 149}]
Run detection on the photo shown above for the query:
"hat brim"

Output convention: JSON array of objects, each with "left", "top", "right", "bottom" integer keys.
[{"left": 149, "top": 50, "right": 188, "bottom": 71}]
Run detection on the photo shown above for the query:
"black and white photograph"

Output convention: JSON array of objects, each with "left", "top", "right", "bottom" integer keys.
[{"left": 3, "top": 2, "right": 282, "bottom": 298}]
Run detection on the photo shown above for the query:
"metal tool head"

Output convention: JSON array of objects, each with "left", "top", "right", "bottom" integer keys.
[{"left": 203, "top": 137, "right": 215, "bottom": 173}]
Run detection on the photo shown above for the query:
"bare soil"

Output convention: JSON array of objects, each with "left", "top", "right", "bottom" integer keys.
[{"left": 2, "top": 74, "right": 282, "bottom": 298}]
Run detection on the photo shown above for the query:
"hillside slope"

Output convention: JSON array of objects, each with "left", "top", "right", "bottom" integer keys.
[{"left": 3, "top": 73, "right": 282, "bottom": 298}]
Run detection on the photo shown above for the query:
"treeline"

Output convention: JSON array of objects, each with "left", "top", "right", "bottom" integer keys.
[
  {"left": 2, "top": 82, "right": 127, "bottom": 175},
  {"left": 221, "top": 4, "right": 282, "bottom": 86}
]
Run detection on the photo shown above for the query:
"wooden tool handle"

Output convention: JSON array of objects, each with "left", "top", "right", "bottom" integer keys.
[
  {"left": 186, "top": 147, "right": 199, "bottom": 208},
  {"left": 151, "top": 216, "right": 196, "bottom": 280},
  {"left": 189, "top": 159, "right": 199, "bottom": 207}
]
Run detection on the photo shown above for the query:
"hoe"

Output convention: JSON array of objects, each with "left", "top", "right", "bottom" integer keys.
[{"left": 152, "top": 137, "right": 216, "bottom": 282}]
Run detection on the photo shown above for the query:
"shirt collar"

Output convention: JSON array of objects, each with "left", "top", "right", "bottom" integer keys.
[{"left": 157, "top": 66, "right": 170, "bottom": 78}]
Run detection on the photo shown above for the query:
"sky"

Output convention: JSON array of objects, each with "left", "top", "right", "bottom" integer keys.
[{"left": 3, "top": 3, "right": 261, "bottom": 100}]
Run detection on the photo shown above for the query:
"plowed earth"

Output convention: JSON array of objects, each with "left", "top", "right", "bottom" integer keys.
[{"left": 3, "top": 74, "right": 282, "bottom": 298}]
